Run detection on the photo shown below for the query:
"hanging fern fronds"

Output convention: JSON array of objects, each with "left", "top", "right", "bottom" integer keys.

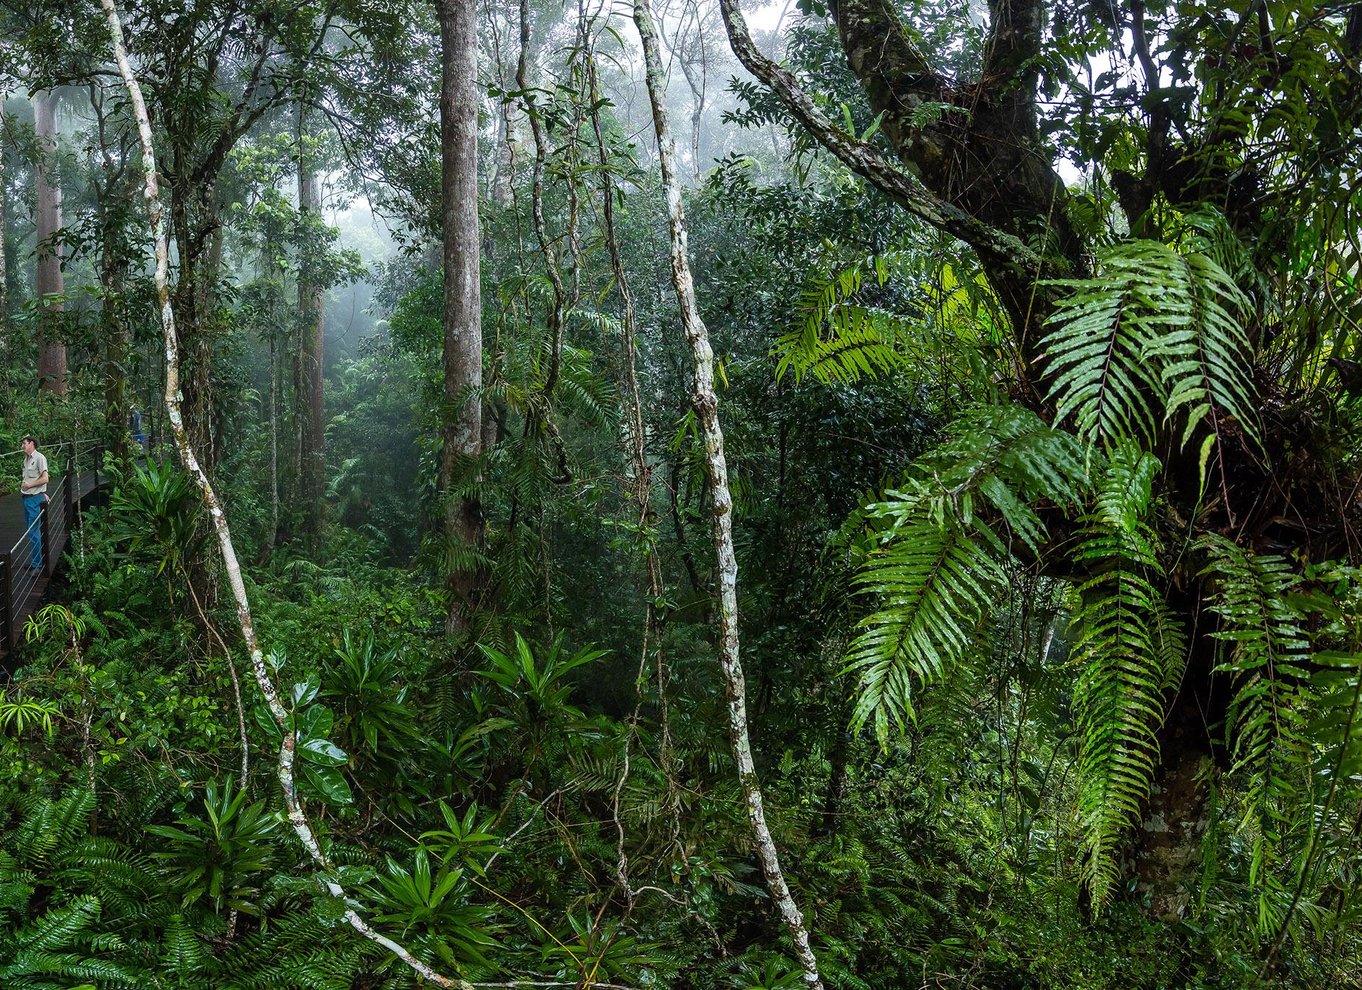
[
  {"left": 1068, "top": 442, "right": 1170, "bottom": 908},
  {"left": 1154, "top": 251, "right": 1259, "bottom": 449},
  {"left": 1198, "top": 534, "right": 1314, "bottom": 933},
  {"left": 912, "top": 404, "right": 1090, "bottom": 553},
  {"left": 845, "top": 404, "right": 1090, "bottom": 742},
  {"left": 845, "top": 514, "right": 1005, "bottom": 742},
  {"left": 773, "top": 252, "right": 917, "bottom": 386},
  {"left": 1042, "top": 239, "right": 1260, "bottom": 452}
]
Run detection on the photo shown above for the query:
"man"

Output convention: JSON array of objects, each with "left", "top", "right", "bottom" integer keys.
[
  {"left": 19, "top": 435, "right": 48, "bottom": 570},
  {"left": 128, "top": 405, "right": 146, "bottom": 450}
]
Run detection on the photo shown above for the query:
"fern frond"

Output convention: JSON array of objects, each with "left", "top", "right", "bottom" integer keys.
[
  {"left": 1069, "top": 443, "right": 1171, "bottom": 908},
  {"left": 913, "top": 404, "right": 1089, "bottom": 552},
  {"left": 1198, "top": 534, "right": 1313, "bottom": 931},
  {"left": 773, "top": 254, "right": 911, "bottom": 385},
  {"left": 774, "top": 305, "right": 907, "bottom": 385},
  {"left": 1042, "top": 239, "right": 1259, "bottom": 451},
  {"left": 845, "top": 515, "right": 1005, "bottom": 742},
  {"left": 1153, "top": 251, "right": 1259, "bottom": 448},
  {"left": 845, "top": 404, "right": 1089, "bottom": 743}
]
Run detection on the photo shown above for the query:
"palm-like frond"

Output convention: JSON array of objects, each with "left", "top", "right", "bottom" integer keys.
[
  {"left": 1198, "top": 534, "right": 1313, "bottom": 932},
  {"left": 845, "top": 515, "right": 1005, "bottom": 742},
  {"left": 773, "top": 255, "right": 911, "bottom": 386},
  {"left": 845, "top": 405, "right": 1089, "bottom": 742}
]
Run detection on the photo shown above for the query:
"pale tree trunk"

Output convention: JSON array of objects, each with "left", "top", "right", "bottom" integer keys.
[
  {"left": 100, "top": 1, "right": 466, "bottom": 982},
  {"left": 91, "top": 92, "right": 130, "bottom": 459},
  {"left": 485, "top": 3, "right": 518, "bottom": 209},
  {"left": 297, "top": 106, "right": 325, "bottom": 546},
  {"left": 34, "top": 90, "right": 67, "bottom": 396},
  {"left": 100, "top": 216, "right": 129, "bottom": 459},
  {"left": 672, "top": 3, "right": 709, "bottom": 182},
  {"left": 515, "top": 0, "right": 565, "bottom": 393},
  {"left": 261, "top": 224, "right": 283, "bottom": 553},
  {"left": 269, "top": 334, "right": 280, "bottom": 550},
  {"left": 681, "top": 53, "right": 705, "bottom": 182},
  {"left": 436, "top": 0, "right": 484, "bottom": 635},
  {"left": 633, "top": 1, "right": 825, "bottom": 985},
  {"left": 516, "top": 0, "right": 570, "bottom": 492}
]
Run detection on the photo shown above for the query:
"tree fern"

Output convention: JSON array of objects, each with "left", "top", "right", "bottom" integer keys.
[{"left": 1042, "top": 239, "right": 1259, "bottom": 451}]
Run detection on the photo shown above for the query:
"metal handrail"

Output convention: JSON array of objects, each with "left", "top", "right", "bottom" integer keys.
[
  {"left": 1, "top": 456, "right": 99, "bottom": 658},
  {"left": 2, "top": 437, "right": 104, "bottom": 457}
]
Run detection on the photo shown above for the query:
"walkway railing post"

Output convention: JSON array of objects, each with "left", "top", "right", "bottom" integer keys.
[
  {"left": 65, "top": 458, "right": 75, "bottom": 532},
  {"left": 40, "top": 495, "right": 51, "bottom": 578},
  {"left": 0, "top": 549, "right": 11, "bottom": 655}
]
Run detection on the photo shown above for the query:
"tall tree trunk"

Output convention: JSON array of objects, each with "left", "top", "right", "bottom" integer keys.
[
  {"left": 33, "top": 90, "right": 67, "bottom": 396},
  {"left": 584, "top": 14, "right": 683, "bottom": 876},
  {"left": 515, "top": 0, "right": 570, "bottom": 495},
  {"left": 634, "top": 1, "right": 825, "bottom": 985},
  {"left": 296, "top": 107, "right": 325, "bottom": 546},
  {"left": 168, "top": 181, "right": 221, "bottom": 469},
  {"left": 101, "top": 219, "right": 129, "bottom": 460},
  {"left": 485, "top": 3, "right": 518, "bottom": 209},
  {"left": 101, "top": 5, "right": 467, "bottom": 981},
  {"left": 435, "top": 0, "right": 484, "bottom": 635},
  {"left": 269, "top": 334, "right": 280, "bottom": 551}
]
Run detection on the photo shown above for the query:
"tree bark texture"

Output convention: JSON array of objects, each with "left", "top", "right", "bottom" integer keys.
[
  {"left": 584, "top": 19, "right": 683, "bottom": 878},
  {"left": 516, "top": 0, "right": 567, "bottom": 404},
  {"left": 34, "top": 90, "right": 68, "bottom": 396},
  {"left": 167, "top": 180, "right": 222, "bottom": 469},
  {"left": 101, "top": 219, "right": 129, "bottom": 461},
  {"left": 634, "top": 1, "right": 825, "bottom": 985},
  {"left": 436, "top": 0, "right": 485, "bottom": 636},
  {"left": 101, "top": 2, "right": 463, "bottom": 982},
  {"left": 297, "top": 109, "right": 326, "bottom": 545}
]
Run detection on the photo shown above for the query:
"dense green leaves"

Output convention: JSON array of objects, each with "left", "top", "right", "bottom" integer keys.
[
  {"left": 845, "top": 404, "right": 1088, "bottom": 739},
  {"left": 1042, "top": 239, "right": 1259, "bottom": 452},
  {"left": 1069, "top": 444, "right": 1173, "bottom": 906}
]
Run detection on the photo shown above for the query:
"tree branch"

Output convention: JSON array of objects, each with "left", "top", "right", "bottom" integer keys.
[{"left": 715, "top": 0, "right": 1064, "bottom": 279}]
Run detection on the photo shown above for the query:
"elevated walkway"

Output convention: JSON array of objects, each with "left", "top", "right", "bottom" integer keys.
[{"left": 0, "top": 441, "right": 106, "bottom": 665}]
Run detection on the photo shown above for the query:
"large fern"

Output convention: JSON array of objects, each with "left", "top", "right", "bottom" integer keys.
[
  {"left": 773, "top": 254, "right": 912, "bottom": 386},
  {"left": 1198, "top": 535, "right": 1315, "bottom": 932},
  {"left": 1041, "top": 239, "right": 1259, "bottom": 451},
  {"left": 844, "top": 405, "right": 1089, "bottom": 741},
  {"left": 1067, "top": 443, "right": 1176, "bottom": 906}
]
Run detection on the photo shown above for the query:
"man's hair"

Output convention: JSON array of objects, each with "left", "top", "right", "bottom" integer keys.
[{"left": 21, "top": 435, "right": 37, "bottom": 447}]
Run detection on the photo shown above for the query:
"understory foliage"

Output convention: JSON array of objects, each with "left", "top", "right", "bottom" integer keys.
[{"left": 3, "top": 0, "right": 1362, "bottom": 986}]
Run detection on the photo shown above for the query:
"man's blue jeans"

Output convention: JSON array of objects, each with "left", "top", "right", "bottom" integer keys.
[{"left": 22, "top": 494, "right": 44, "bottom": 569}]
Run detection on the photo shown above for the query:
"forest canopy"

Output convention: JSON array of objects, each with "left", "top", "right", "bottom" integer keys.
[{"left": 0, "top": 0, "right": 1361, "bottom": 988}]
